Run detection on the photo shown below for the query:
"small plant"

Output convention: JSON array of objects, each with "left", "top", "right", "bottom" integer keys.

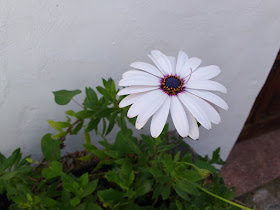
[{"left": 0, "top": 78, "right": 252, "bottom": 209}]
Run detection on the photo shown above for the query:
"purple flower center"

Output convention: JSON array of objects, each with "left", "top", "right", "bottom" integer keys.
[{"left": 160, "top": 75, "right": 184, "bottom": 96}]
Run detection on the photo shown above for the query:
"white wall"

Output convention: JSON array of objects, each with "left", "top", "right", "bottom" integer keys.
[{"left": 0, "top": 0, "right": 280, "bottom": 160}]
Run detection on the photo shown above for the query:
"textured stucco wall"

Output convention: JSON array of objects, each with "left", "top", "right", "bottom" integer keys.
[{"left": 0, "top": 0, "right": 280, "bottom": 160}]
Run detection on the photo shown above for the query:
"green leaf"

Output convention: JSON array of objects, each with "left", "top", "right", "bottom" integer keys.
[
  {"left": 1, "top": 148, "right": 21, "bottom": 171},
  {"left": 194, "top": 160, "right": 217, "bottom": 174},
  {"left": 80, "top": 173, "right": 88, "bottom": 188},
  {"left": 176, "top": 180, "right": 200, "bottom": 195},
  {"left": 135, "top": 180, "right": 153, "bottom": 196},
  {"left": 65, "top": 110, "right": 76, "bottom": 117},
  {"left": 176, "top": 200, "right": 183, "bottom": 210},
  {"left": 42, "top": 161, "right": 62, "bottom": 179},
  {"left": 161, "top": 182, "right": 171, "bottom": 200},
  {"left": 75, "top": 110, "right": 95, "bottom": 119},
  {"left": 182, "top": 170, "right": 203, "bottom": 182},
  {"left": 72, "top": 120, "right": 84, "bottom": 134},
  {"left": 48, "top": 120, "right": 71, "bottom": 132},
  {"left": 86, "top": 87, "right": 98, "bottom": 101},
  {"left": 141, "top": 135, "right": 154, "bottom": 149},
  {"left": 105, "top": 112, "right": 118, "bottom": 135},
  {"left": 172, "top": 184, "right": 190, "bottom": 201},
  {"left": 53, "top": 89, "right": 81, "bottom": 105},
  {"left": 86, "top": 118, "right": 101, "bottom": 132},
  {"left": 41, "top": 134, "right": 61, "bottom": 161},
  {"left": 121, "top": 161, "right": 134, "bottom": 189},
  {"left": 84, "top": 130, "right": 91, "bottom": 144},
  {"left": 97, "top": 188, "right": 123, "bottom": 206},
  {"left": 70, "top": 196, "right": 80, "bottom": 207},
  {"left": 152, "top": 183, "right": 164, "bottom": 199},
  {"left": 81, "top": 179, "right": 98, "bottom": 198}
]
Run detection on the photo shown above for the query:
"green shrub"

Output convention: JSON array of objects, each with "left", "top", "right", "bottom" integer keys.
[{"left": 0, "top": 78, "right": 251, "bottom": 210}]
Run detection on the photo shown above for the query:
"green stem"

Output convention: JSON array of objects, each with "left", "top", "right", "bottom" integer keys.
[{"left": 192, "top": 182, "right": 253, "bottom": 210}]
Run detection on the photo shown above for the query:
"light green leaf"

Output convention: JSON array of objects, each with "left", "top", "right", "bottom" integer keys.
[{"left": 48, "top": 120, "right": 71, "bottom": 132}]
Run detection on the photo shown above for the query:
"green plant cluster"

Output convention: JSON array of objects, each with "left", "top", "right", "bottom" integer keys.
[{"left": 0, "top": 78, "right": 251, "bottom": 210}]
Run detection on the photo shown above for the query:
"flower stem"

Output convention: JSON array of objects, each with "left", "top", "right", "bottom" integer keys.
[{"left": 191, "top": 182, "right": 253, "bottom": 210}]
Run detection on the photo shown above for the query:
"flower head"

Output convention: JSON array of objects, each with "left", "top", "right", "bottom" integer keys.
[{"left": 118, "top": 50, "right": 228, "bottom": 139}]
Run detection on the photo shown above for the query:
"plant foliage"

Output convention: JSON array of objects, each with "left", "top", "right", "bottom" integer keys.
[{"left": 0, "top": 78, "right": 251, "bottom": 210}]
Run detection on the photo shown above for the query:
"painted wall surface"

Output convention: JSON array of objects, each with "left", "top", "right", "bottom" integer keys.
[{"left": 0, "top": 1, "right": 280, "bottom": 160}]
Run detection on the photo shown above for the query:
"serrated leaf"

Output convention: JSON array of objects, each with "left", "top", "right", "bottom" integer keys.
[
  {"left": 41, "top": 134, "right": 60, "bottom": 161},
  {"left": 53, "top": 89, "right": 81, "bottom": 105}
]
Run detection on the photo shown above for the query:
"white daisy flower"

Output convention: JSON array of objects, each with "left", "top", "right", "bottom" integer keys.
[{"left": 118, "top": 50, "right": 228, "bottom": 139}]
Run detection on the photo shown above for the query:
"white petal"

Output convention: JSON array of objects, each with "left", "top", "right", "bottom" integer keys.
[
  {"left": 186, "top": 80, "right": 227, "bottom": 93},
  {"left": 119, "top": 92, "right": 147, "bottom": 108},
  {"left": 128, "top": 89, "right": 167, "bottom": 122},
  {"left": 150, "top": 97, "right": 171, "bottom": 138},
  {"left": 118, "top": 86, "right": 158, "bottom": 96},
  {"left": 168, "top": 56, "right": 176, "bottom": 75},
  {"left": 186, "top": 89, "right": 228, "bottom": 110},
  {"left": 170, "top": 97, "right": 189, "bottom": 137},
  {"left": 184, "top": 108, "right": 199, "bottom": 140},
  {"left": 190, "top": 65, "right": 221, "bottom": 80},
  {"left": 178, "top": 92, "right": 211, "bottom": 130},
  {"left": 148, "top": 54, "right": 166, "bottom": 75},
  {"left": 176, "top": 50, "right": 189, "bottom": 75},
  {"left": 135, "top": 118, "right": 148, "bottom": 130},
  {"left": 188, "top": 94, "right": 221, "bottom": 124},
  {"left": 119, "top": 76, "right": 159, "bottom": 87},
  {"left": 150, "top": 50, "right": 172, "bottom": 75},
  {"left": 130, "top": 62, "right": 163, "bottom": 77},
  {"left": 122, "top": 70, "right": 159, "bottom": 79},
  {"left": 178, "top": 57, "right": 202, "bottom": 78}
]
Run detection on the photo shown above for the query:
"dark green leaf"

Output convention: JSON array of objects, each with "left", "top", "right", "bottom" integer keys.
[
  {"left": 105, "top": 112, "right": 118, "bottom": 135},
  {"left": 81, "top": 179, "right": 98, "bottom": 198},
  {"left": 70, "top": 196, "right": 80, "bottom": 207},
  {"left": 182, "top": 170, "right": 203, "bottom": 182},
  {"left": 72, "top": 120, "right": 84, "bottom": 134},
  {"left": 135, "top": 180, "right": 153, "bottom": 196},
  {"left": 176, "top": 180, "right": 200, "bottom": 195},
  {"left": 97, "top": 188, "right": 123, "bottom": 206},
  {"left": 86, "top": 118, "right": 101, "bottom": 132},
  {"left": 53, "top": 89, "right": 81, "bottom": 105},
  {"left": 41, "top": 134, "right": 60, "bottom": 161},
  {"left": 86, "top": 87, "right": 98, "bottom": 101},
  {"left": 161, "top": 182, "right": 171, "bottom": 200},
  {"left": 80, "top": 173, "right": 88, "bottom": 188},
  {"left": 194, "top": 160, "right": 217, "bottom": 174},
  {"left": 75, "top": 110, "right": 95, "bottom": 119},
  {"left": 172, "top": 184, "right": 190, "bottom": 201}
]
